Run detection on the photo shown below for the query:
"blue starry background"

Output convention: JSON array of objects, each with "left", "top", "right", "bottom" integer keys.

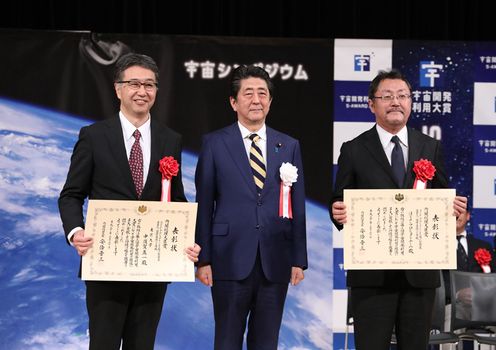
[{"left": 394, "top": 40, "right": 474, "bottom": 201}]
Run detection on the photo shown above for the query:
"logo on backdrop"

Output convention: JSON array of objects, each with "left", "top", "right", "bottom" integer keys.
[
  {"left": 480, "top": 56, "right": 496, "bottom": 70},
  {"left": 419, "top": 61, "right": 444, "bottom": 87},
  {"left": 184, "top": 60, "right": 309, "bottom": 80},
  {"left": 410, "top": 89, "right": 452, "bottom": 115},
  {"left": 354, "top": 55, "right": 370, "bottom": 72}
]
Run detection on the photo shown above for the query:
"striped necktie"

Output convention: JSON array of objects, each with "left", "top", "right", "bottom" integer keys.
[{"left": 249, "top": 133, "right": 266, "bottom": 192}]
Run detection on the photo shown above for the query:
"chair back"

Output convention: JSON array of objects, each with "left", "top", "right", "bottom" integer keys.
[
  {"left": 449, "top": 270, "right": 496, "bottom": 331},
  {"left": 431, "top": 270, "right": 447, "bottom": 331}
]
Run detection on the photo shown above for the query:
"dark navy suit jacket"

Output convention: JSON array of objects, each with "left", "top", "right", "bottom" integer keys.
[
  {"left": 59, "top": 116, "right": 186, "bottom": 246},
  {"left": 195, "top": 123, "right": 308, "bottom": 283}
]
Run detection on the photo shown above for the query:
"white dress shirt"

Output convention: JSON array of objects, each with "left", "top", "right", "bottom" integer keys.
[
  {"left": 238, "top": 121, "right": 267, "bottom": 163},
  {"left": 457, "top": 230, "right": 468, "bottom": 254},
  {"left": 376, "top": 124, "right": 408, "bottom": 168}
]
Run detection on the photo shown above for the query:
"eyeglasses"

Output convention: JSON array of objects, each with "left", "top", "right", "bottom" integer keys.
[
  {"left": 117, "top": 80, "right": 158, "bottom": 91},
  {"left": 372, "top": 94, "right": 411, "bottom": 102}
]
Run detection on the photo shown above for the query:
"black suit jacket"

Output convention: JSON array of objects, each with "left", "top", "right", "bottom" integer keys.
[
  {"left": 59, "top": 116, "right": 186, "bottom": 245},
  {"left": 331, "top": 125, "right": 449, "bottom": 288},
  {"left": 461, "top": 235, "right": 496, "bottom": 272}
]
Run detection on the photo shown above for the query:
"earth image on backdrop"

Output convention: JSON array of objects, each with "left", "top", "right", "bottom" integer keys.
[{"left": 0, "top": 97, "right": 332, "bottom": 350}]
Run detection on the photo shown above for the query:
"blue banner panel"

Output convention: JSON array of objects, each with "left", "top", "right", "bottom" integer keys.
[
  {"left": 474, "top": 125, "right": 496, "bottom": 165},
  {"left": 333, "top": 248, "right": 346, "bottom": 290},
  {"left": 333, "top": 332, "right": 355, "bottom": 350},
  {"left": 334, "top": 81, "right": 375, "bottom": 122},
  {"left": 474, "top": 42, "right": 496, "bottom": 82},
  {"left": 471, "top": 208, "right": 496, "bottom": 244}
]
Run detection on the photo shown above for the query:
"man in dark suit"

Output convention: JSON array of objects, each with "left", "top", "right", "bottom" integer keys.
[
  {"left": 195, "top": 65, "right": 308, "bottom": 350},
  {"left": 454, "top": 209, "right": 495, "bottom": 273},
  {"left": 58, "top": 53, "right": 200, "bottom": 350},
  {"left": 331, "top": 69, "right": 467, "bottom": 350},
  {"left": 441, "top": 209, "right": 496, "bottom": 350}
]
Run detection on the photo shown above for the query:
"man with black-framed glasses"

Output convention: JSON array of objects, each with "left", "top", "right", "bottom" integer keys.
[
  {"left": 59, "top": 52, "right": 200, "bottom": 350},
  {"left": 331, "top": 69, "right": 467, "bottom": 350}
]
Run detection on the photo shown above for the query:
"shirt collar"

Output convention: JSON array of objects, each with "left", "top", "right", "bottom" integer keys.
[
  {"left": 238, "top": 121, "right": 266, "bottom": 141},
  {"left": 119, "top": 112, "right": 151, "bottom": 141},
  {"left": 376, "top": 124, "right": 408, "bottom": 149},
  {"left": 457, "top": 230, "right": 467, "bottom": 238}
]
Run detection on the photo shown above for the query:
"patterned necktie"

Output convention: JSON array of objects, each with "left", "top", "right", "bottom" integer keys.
[
  {"left": 456, "top": 235, "right": 469, "bottom": 271},
  {"left": 129, "top": 129, "right": 144, "bottom": 198},
  {"left": 249, "top": 134, "right": 266, "bottom": 192},
  {"left": 391, "top": 136, "right": 405, "bottom": 187}
]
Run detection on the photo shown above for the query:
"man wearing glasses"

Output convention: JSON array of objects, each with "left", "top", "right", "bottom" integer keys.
[
  {"left": 330, "top": 69, "right": 467, "bottom": 349},
  {"left": 59, "top": 53, "right": 200, "bottom": 350}
]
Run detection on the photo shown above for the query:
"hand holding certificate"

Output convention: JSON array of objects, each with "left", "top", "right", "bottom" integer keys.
[
  {"left": 82, "top": 200, "right": 197, "bottom": 282},
  {"left": 343, "top": 189, "right": 456, "bottom": 270}
]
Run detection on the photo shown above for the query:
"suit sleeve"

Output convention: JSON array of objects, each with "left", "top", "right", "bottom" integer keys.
[
  {"left": 291, "top": 141, "right": 308, "bottom": 269},
  {"left": 171, "top": 135, "right": 187, "bottom": 202},
  {"left": 195, "top": 135, "right": 216, "bottom": 264},
  {"left": 58, "top": 126, "right": 93, "bottom": 243},
  {"left": 330, "top": 141, "right": 355, "bottom": 230},
  {"left": 431, "top": 140, "right": 449, "bottom": 189}
]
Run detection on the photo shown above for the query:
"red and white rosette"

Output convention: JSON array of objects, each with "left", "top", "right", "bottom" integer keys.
[
  {"left": 158, "top": 156, "right": 179, "bottom": 202},
  {"left": 474, "top": 248, "right": 492, "bottom": 273},
  {"left": 279, "top": 162, "right": 298, "bottom": 219},
  {"left": 412, "top": 159, "right": 436, "bottom": 189}
]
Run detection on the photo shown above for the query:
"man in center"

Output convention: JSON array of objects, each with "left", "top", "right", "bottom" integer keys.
[{"left": 195, "top": 65, "right": 308, "bottom": 350}]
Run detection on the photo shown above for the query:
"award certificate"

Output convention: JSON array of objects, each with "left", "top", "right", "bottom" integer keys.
[
  {"left": 343, "top": 189, "right": 456, "bottom": 270},
  {"left": 82, "top": 200, "right": 197, "bottom": 282}
]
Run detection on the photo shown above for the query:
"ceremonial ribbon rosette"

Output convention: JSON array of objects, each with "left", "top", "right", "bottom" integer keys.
[
  {"left": 474, "top": 248, "right": 492, "bottom": 273},
  {"left": 158, "top": 156, "right": 179, "bottom": 202},
  {"left": 412, "top": 159, "right": 436, "bottom": 189},
  {"left": 279, "top": 162, "right": 298, "bottom": 219}
]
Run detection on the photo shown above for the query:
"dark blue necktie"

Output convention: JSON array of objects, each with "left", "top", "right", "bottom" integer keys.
[
  {"left": 391, "top": 136, "right": 405, "bottom": 187},
  {"left": 457, "top": 236, "right": 469, "bottom": 271}
]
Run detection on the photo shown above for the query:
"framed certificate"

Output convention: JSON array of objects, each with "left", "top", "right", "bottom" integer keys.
[
  {"left": 343, "top": 189, "right": 456, "bottom": 270},
  {"left": 82, "top": 200, "right": 197, "bottom": 282}
]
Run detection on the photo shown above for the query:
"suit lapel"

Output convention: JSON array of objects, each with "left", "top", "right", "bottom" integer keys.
[
  {"left": 142, "top": 119, "right": 163, "bottom": 196},
  {"left": 362, "top": 126, "right": 398, "bottom": 186},
  {"left": 264, "top": 127, "right": 281, "bottom": 195},
  {"left": 222, "top": 123, "right": 258, "bottom": 196},
  {"left": 405, "top": 127, "right": 426, "bottom": 188},
  {"left": 104, "top": 117, "right": 136, "bottom": 195}
]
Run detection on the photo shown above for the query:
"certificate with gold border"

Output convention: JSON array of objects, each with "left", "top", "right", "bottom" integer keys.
[
  {"left": 343, "top": 189, "right": 456, "bottom": 270},
  {"left": 82, "top": 200, "right": 197, "bottom": 281}
]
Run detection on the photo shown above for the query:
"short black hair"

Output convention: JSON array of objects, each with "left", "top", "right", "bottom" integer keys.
[
  {"left": 113, "top": 53, "right": 159, "bottom": 83},
  {"left": 368, "top": 69, "right": 412, "bottom": 100},
  {"left": 230, "top": 65, "right": 274, "bottom": 99}
]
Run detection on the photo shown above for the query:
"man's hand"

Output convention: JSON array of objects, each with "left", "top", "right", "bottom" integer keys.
[
  {"left": 72, "top": 230, "right": 93, "bottom": 256},
  {"left": 290, "top": 267, "right": 304, "bottom": 286},
  {"left": 453, "top": 196, "right": 468, "bottom": 217},
  {"left": 196, "top": 265, "right": 213, "bottom": 287},
  {"left": 184, "top": 243, "right": 201, "bottom": 263},
  {"left": 456, "top": 287, "right": 472, "bottom": 304},
  {"left": 332, "top": 201, "right": 347, "bottom": 224}
]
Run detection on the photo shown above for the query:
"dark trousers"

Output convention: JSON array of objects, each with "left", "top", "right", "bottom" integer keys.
[
  {"left": 351, "top": 274, "right": 435, "bottom": 350},
  {"left": 85, "top": 281, "right": 167, "bottom": 350},
  {"left": 211, "top": 254, "right": 289, "bottom": 350}
]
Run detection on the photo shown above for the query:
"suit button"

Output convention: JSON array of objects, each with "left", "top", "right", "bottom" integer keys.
[
  {"left": 256, "top": 225, "right": 260, "bottom": 229},
  {"left": 257, "top": 202, "right": 262, "bottom": 206}
]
